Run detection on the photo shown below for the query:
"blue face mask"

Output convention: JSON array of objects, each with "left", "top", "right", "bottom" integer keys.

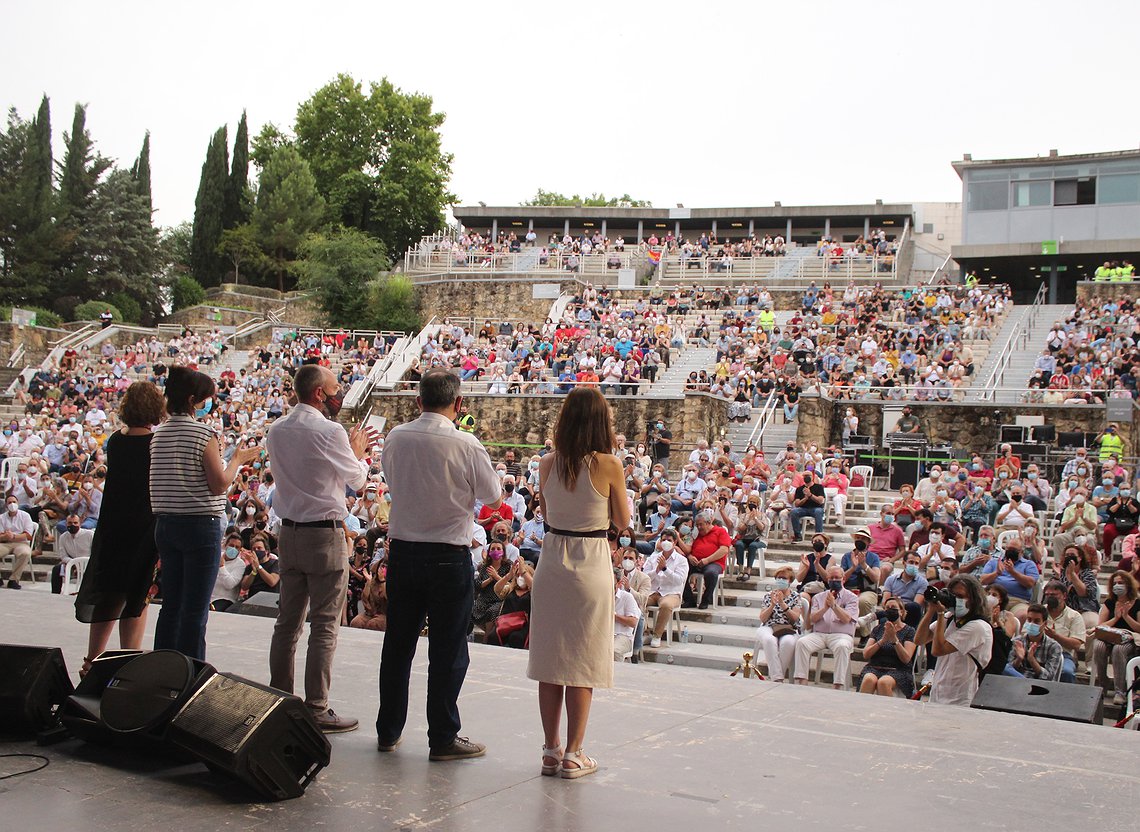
[
  {"left": 883, "top": 514, "right": 894, "bottom": 525},
  {"left": 1023, "top": 622, "right": 1041, "bottom": 638},
  {"left": 978, "top": 538, "right": 992, "bottom": 550},
  {"left": 774, "top": 578, "right": 789, "bottom": 591},
  {"left": 224, "top": 546, "right": 239, "bottom": 561},
  {"left": 905, "top": 564, "right": 918, "bottom": 577},
  {"left": 954, "top": 598, "right": 968, "bottom": 618},
  {"left": 194, "top": 399, "right": 214, "bottom": 418}
]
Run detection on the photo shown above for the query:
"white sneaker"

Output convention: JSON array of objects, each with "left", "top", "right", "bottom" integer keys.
[
  {"left": 921, "top": 670, "right": 935, "bottom": 688},
  {"left": 650, "top": 636, "right": 662, "bottom": 648}
]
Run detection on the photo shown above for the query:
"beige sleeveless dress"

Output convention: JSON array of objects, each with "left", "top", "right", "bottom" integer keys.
[{"left": 526, "top": 456, "right": 614, "bottom": 688}]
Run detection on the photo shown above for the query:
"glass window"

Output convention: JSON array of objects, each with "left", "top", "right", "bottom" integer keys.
[
  {"left": 968, "top": 181, "right": 1008, "bottom": 211},
  {"left": 1055, "top": 177, "right": 1096, "bottom": 206},
  {"left": 1099, "top": 173, "right": 1140, "bottom": 204},
  {"left": 1012, "top": 181, "right": 1051, "bottom": 207}
]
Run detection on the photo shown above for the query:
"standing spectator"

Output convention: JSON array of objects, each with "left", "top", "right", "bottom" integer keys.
[
  {"left": 915, "top": 574, "right": 993, "bottom": 706},
  {"left": 378, "top": 370, "right": 502, "bottom": 760},
  {"left": 151, "top": 368, "right": 260, "bottom": 661},
  {"left": 74, "top": 382, "right": 166, "bottom": 674},
  {"left": 649, "top": 419, "right": 671, "bottom": 466}
]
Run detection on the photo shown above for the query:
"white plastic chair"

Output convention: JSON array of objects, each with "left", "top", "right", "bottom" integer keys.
[
  {"left": 64, "top": 556, "right": 89, "bottom": 594},
  {"left": 1, "top": 523, "right": 41, "bottom": 585},
  {"left": 0, "top": 456, "right": 28, "bottom": 483},
  {"left": 649, "top": 603, "right": 681, "bottom": 644},
  {"left": 849, "top": 465, "right": 872, "bottom": 511},
  {"left": 1125, "top": 657, "right": 1140, "bottom": 725}
]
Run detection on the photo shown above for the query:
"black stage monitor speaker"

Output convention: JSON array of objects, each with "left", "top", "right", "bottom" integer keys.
[
  {"left": 1031, "top": 424, "right": 1056, "bottom": 444},
  {"left": 0, "top": 644, "right": 74, "bottom": 736},
  {"left": 970, "top": 675, "right": 1104, "bottom": 724},
  {"left": 60, "top": 650, "right": 214, "bottom": 747},
  {"left": 168, "top": 672, "right": 331, "bottom": 801},
  {"left": 1058, "top": 431, "right": 1086, "bottom": 450},
  {"left": 236, "top": 591, "right": 281, "bottom": 618}
]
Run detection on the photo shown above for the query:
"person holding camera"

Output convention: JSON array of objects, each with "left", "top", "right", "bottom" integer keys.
[
  {"left": 794, "top": 564, "right": 858, "bottom": 689},
  {"left": 915, "top": 575, "right": 992, "bottom": 706},
  {"left": 734, "top": 495, "right": 769, "bottom": 581},
  {"left": 979, "top": 539, "right": 1040, "bottom": 621},
  {"left": 856, "top": 597, "right": 917, "bottom": 697}
]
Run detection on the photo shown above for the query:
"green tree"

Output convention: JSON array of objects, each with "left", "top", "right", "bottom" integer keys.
[
  {"left": 161, "top": 221, "right": 193, "bottom": 276},
  {"left": 190, "top": 126, "right": 229, "bottom": 286},
  {"left": 296, "top": 227, "right": 388, "bottom": 326},
  {"left": 130, "top": 131, "right": 152, "bottom": 215},
  {"left": 251, "top": 145, "right": 324, "bottom": 292},
  {"left": 522, "top": 189, "right": 652, "bottom": 207},
  {"left": 369, "top": 273, "right": 420, "bottom": 333},
  {"left": 56, "top": 103, "right": 113, "bottom": 299},
  {"left": 217, "top": 223, "right": 267, "bottom": 285},
  {"left": 9, "top": 96, "right": 59, "bottom": 304},
  {"left": 293, "top": 74, "right": 453, "bottom": 259},
  {"left": 74, "top": 299, "right": 121, "bottom": 322},
  {"left": 0, "top": 108, "right": 30, "bottom": 286},
  {"left": 223, "top": 111, "right": 252, "bottom": 230},
  {"left": 108, "top": 291, "right": 142, "bottom": 324},
  {"left": 73, "top": 169, "right": 163, "bottom": 320},
  {"left": 250, "top": 122, "right": 292, "bottom": 170},
  {"left": 171, "top": 274, "right": 206, "bottom": 310}
]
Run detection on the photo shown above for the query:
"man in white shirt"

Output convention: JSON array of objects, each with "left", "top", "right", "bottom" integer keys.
[
  {"left": 613, "top": 567, "right": 641, "bottom": 661},
  {"left": 378, "top": 369, "right": 502, "bottom": 761},
  {"left": 266, "top": 364, "right": 370, "bottom": 734},
  {"left": 0, "top": 495, "right": 36, "bottom": 589},
  {"left": 644, "top": 529, "right": 688, "bottom": 648},
  {"left": 53, "top": 513, "right": 93, "bottom": 594},
  {"left": 6, "top": 461, "right": 40, "bottom": 511},
  {"left": 501, "top": 475, "right": 526, "bottom": 527}
]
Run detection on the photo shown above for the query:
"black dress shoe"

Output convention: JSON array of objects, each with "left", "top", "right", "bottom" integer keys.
[{"left": 7, "top": 580, "right": 21, "bottom": 590}]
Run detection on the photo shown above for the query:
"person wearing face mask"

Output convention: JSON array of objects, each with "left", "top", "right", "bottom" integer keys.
[
  {"left": 64, "top": 475, "right": 103, "bottom": 531},
  {"left": 913, "top": 465, "right": 944, "bottom": 505},
  {"left": 484, "top": 558, "right": 534, "bottom": 649},
  {"left": 210, "top": 533, "right": 250, "bottom": 612},
  {"left": 840, "top": 527, "right": 882, "bottom": 619},
  {"left": 1051, "top": 487, "right": 1099, "bottom": 561},
  {"left": 613, "top": 547, "right": 650, "bottom": 662},
  {"left": 890, "top": 484, "right": 922, "bottom": 529},
  {"left": 1040, "top": 580, "right": 1087, "bottom": 683},
  {"left": 1061, "top": 447, "right": 1091, "bottom": 481},
  {"left": 472, "top": 543, "right": 510, "bottom": 633},
  {"left": 789, "top": 470, "right": 826, "bottom": 542},
  {"left": 1090, "top": 571, "right": 1140, "bottom": 705},
  {"left": 644, "top": 529, "right": 687, "bottom": 648},
  {"left": 869, "top": 505, "right": 906, "bottom": 576},
  {"left": 500, "top": 475, "right": 527, "bottom": 528},
  {"left": 52, "top": 512, "right": 93, "bottom": 594},
  {"left": 151, "top": 367, "right": 262, "bottom": 662},
  {"left": 649, "top": 419, "right": 671, "bottom": 465},
  {"left": 519, "top": 509, "right": 546, "bottom": 564},
  {"left": 1004, "top": 603, "right": 1063, "bottom": 681},
  {"left": 995, "top": 486, "right": 1034, "bottom": 530},
  {"left": 753, "top": 565, "right": 802, "bottom": 683},
  {"left": 1090, "top": 473, "right": 1120, "bottom": 523},
  {"left": 1020, "top": 465, "right": 1052, "bottom": 512},
  {"left": 915, "top": 574, "right": 993, "bottom": 706},
  {"left": 671, "top": 466, "right": 706, "bottom": 514},
  {"left": 0, "top": 496, "right": 36, "bottom": 589},
  {"left": 794, "top": 565, "right": 858, "bottom": 689},
  {"left": 857, "top": 597, "right": 917, "bottom": 698},
  {"left": 882, "top": 552, "right": 929, "bottom": 627}
]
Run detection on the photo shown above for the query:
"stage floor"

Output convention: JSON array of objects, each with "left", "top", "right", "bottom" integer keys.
[{"left": 1, "top": 590, "right": 1136, "bottom": 831}]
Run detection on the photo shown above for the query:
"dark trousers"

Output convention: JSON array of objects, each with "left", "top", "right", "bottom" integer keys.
[
  {"left": 153, "top": 515, "right": 222, "bottom": 661},
  {"left": 683, "top": 562, "right": 723, "bottom": 607},
  {"left": 377, "top": 541, "right": 473, "bottom": 749}
]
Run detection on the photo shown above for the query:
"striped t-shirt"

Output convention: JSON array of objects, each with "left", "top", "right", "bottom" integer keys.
[{"left": 149, "top": 415, "right": 226, "bottom": 516}]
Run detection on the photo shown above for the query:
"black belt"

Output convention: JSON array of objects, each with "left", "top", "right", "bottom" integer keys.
[
  {"left": 545, "top": 526, "right": 609, "bottom": 538},
  {"left": 282, "top": 518, "right": 339, "bottom": 529}
]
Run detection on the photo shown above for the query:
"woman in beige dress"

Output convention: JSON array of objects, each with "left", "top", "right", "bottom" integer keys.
[{"left": 527, "top": 387, "right": 631, "bottom": 779}]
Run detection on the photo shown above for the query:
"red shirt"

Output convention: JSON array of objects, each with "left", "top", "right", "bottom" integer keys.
[
  {"left": 691, "top": 525, "right": 732, "bottom": 568},
  {"left": 477, "top": 503, "right": 513, "bottom": 533}
]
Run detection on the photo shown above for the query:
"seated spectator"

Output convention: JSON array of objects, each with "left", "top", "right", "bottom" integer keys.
[
  {"left": 486, "top": 559, "right": 533, "bottom": 648},
  {"left": 753, "top": 565, "right": 803, "bottom": 683},
  {"left": 616, "top": 546, "right": 650, "bottom": 663},
  {"left": 671, "top": 465, "right": 706, "bottom": 514},
  {"left": 1005, "top": 603, "right": 1063, "bottom": 681},
  {"left": 869, "top": 505, "right": 906, "bottom": 578},
  {"left": 645, "top": 529, "right": 687, "bottom": 648},
  {"left": 518, "top": 510, "right": 545, "bottom": 564},
  {"left": 0, "top": 496, "right": 35, "bottom": 589},
  {"left": 733, "top": 495, "right": 768, "bottom": 580},
  {"left": 995, "top": 486, "right": 1034, "bottom": 529},
  {"left": 985, "top": 584, "right": 1022, "bottom": 639},
  {"left": 350, "top": 560, "right": 388, "bottom": 631},
  {"left": 961, "top": 525, "right": 997, "bottom": 574},
  {"left": 794, "top": 565, "right": 858, "bottom": 689},
  {"left": 789, "top": 470, "right": 826, "bottom": 542},
  {"left": 1041, "top": 580, "right": 1087, "bottom": 683},
  {"left": 472, "top": 542, "right": 509, "bottom": 633},
  {"left": 613, "top": 567, "right": 640, "bottom": 660},
  {"left": 1102, "top": 485, "right": 1140, "bottom": 556},
  {"left": 477, "top": 495, "right": 514, "bottom": 536},
  {"left": 979, "top": 538, "right": 1040, "bottom": 620},
  {"left": 681, "top": 511, "right": 731, "bottom": 610},
  {"left": 53, "top": 512, "right": 94, "bottom": 594},
  {"left": 882, "top": 550, "right": 929, "bottom": 627},
  {"left": 856, "top": 597, "right": 917, "bottom": 697},
  {"left": 1091, "top": 571, "right": 1140, "bottom": 705},
  {"left": 1051, "top": 488, "right": 1098, "bottom": 561},
  {"left": 840, "top": 527, "right": 881, "bottom": 619},
  {"left": 211, "top": 533, "right": 248, "bottom": 612},
  {"left": 239, "top": 537, "right": 280, "bottom": 598}
]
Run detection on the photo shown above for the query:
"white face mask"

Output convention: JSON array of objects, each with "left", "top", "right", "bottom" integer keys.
[
  {"left": 929, "top": 533, "right": 942, "bottom": 544},
  {"left": 516, "top": 576, "right": 527, "bottom": 589},
  {"left": 622, "top": 558, "right": 635, "bottom": 572},
  {"left": 986, "top": 595, "right": 999, "bottom": 609},
  {"left": 5, "top": 503, "right": 17, "bottom": 514},
  {"left": 658, "top": 505, "right": 669, "bottom": 514},
  {"left": 83, "top": 482, "right": 94, "bottom": 491},
  {"left": 245, "top": 506, "right": 256, "bottom": 516},
  {"left": 660, "top": 541, "right": 674, "bottom": 552}
]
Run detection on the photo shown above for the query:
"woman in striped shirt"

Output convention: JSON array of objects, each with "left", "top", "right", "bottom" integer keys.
[{"left": 151, "top": 367, "right": 260, "bottom": 660}]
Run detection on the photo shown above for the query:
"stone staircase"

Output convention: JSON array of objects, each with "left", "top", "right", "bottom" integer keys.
[{"left": 990, "top": 304, "right": 1072, "bottom": 403}]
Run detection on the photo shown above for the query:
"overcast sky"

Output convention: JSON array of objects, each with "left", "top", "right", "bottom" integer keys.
[{"left": 4, "top": 1, "right": 1138, "bottom": 230}]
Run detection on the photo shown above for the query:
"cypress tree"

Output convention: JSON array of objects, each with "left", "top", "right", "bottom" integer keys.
[
  {"left": 223, "top": 111, "right": 252, "bottom": 229},
  {"left": 130, "top": 131, "right": 152, "bottom": 216},
  {"left": 190, "top": 126, "right": 229, "bottom": 286},
  {"left": 11, "top": 95, "right": 58, "bottom": 303},
  {"left": 56, "top": 102, "right": 111, "bottom": 299}
]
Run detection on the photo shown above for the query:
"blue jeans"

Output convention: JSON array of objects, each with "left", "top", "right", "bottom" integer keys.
[
  {"left": 790, "top": 506, "right": 824, "bottom": 539},
  {"left": 1060, "top": 654, "right": 1077, "bottom": 683},
  {"left": 377, "top": 541, "right": 473, "bottom": 749},
  {"left": 734, "top": 539, "right": 765, "bottom": 570},
  {"left": 153, "top": 515, "right": 223, "bottom": 661},
  {"left": 1003, "top": 664, "right": 1025, "bottom": 678},
  {"left": 784, "top": 402, "right": 799, "bottom": 421}
]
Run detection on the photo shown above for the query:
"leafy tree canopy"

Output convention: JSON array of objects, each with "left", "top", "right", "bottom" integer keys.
[{"left": 521, "top": 189, "right": 652, "bottom": 208}]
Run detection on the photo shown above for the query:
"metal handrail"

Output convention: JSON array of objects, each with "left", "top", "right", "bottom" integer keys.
[
  {"left": 926, "top": 252, "right": 954, "bottom": 285},
  {"left": 746, "top": 390, "right": 779, "bottom": 450},
  {"left": 6, "top": 343, "right": 25, "bottom": 369},
  {"left": 975, "top": 282, "right": 1047, "bottom": 402},
  {"left": 406, "top": 248, "right": 646, "bottom": 276}
]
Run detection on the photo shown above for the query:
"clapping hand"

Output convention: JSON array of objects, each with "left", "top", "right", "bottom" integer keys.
[{"left": 1014, "top": 640, "right": 1027, "bottom": 662}]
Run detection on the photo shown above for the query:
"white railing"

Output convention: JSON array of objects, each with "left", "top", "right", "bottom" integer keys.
[
  {"left": 374, "top": 317, "right": 441, "bottom": 391},
  {"left": 746, "top": 390, "right": 779, "bottom": 450},
  {"left": 660, "top": 251, "right": 900, "bottom": 283},
  {"left": 343, "top": 337, "right": 408, "bottom": 412},
  {"left": 926, "top": 252, "right": 955, "bottom": 285},
  {"left": 975, "top": 282, "right": 1047, "bottom": 402},
  {"left": 6, "top": 343, "right": 25, "bottom": 369},
  {"left": 405, "top": 248, "right": 646, "bottom": 277}
]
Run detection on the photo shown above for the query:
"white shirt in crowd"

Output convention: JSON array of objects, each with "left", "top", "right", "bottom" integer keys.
[
  {"left": 930, "top": 615, "right": 993, "bottom": 706},
  {"left": 265, "top": 403, "right": 368, "bottom": 522},
  {"left": 0, "top": 507, "right": 35, "bottom": 538},
  {"left": 56, "top": 526, "right": 94, "bottom": 564},
  {"left": 614, "top": 588, "right": 640, "bottom": 638},
  {"left": 645, "top": 550, "right": 688, "bottom": 597},
  {"left": 212, "top": 555, "right": 248, "bottom": 605}
]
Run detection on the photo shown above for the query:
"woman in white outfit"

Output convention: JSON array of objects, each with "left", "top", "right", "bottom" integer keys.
[{"left": 753, "top": 565, "right": 803, "bottom": 682}]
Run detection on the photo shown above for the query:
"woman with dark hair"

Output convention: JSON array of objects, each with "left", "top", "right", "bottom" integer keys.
[
  {"left": 150, "top": 366, "right": 260, "bottom": 660},
  {"left": 915, "top": 574, "right": 993, "bottom": 706},
  {"left": 74, "top": 381, "right": 167, "bottom": 676},
  {"left": 1091, "top": 571, "right": 1140, "bottom": 706},
  {"left": 528, "top": 386, "right": 630, "bottom": 780}
]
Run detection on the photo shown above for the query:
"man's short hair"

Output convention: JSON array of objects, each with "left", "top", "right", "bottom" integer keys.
[
  {"left": 1026, "top": 603, "right": 1047, "bottom": 618},
  {"left": 294, "top": 364, "right": 327, "bottom": 401},
  {"left": 420, "top": 369, "right": 461, "bottom": 409}
]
